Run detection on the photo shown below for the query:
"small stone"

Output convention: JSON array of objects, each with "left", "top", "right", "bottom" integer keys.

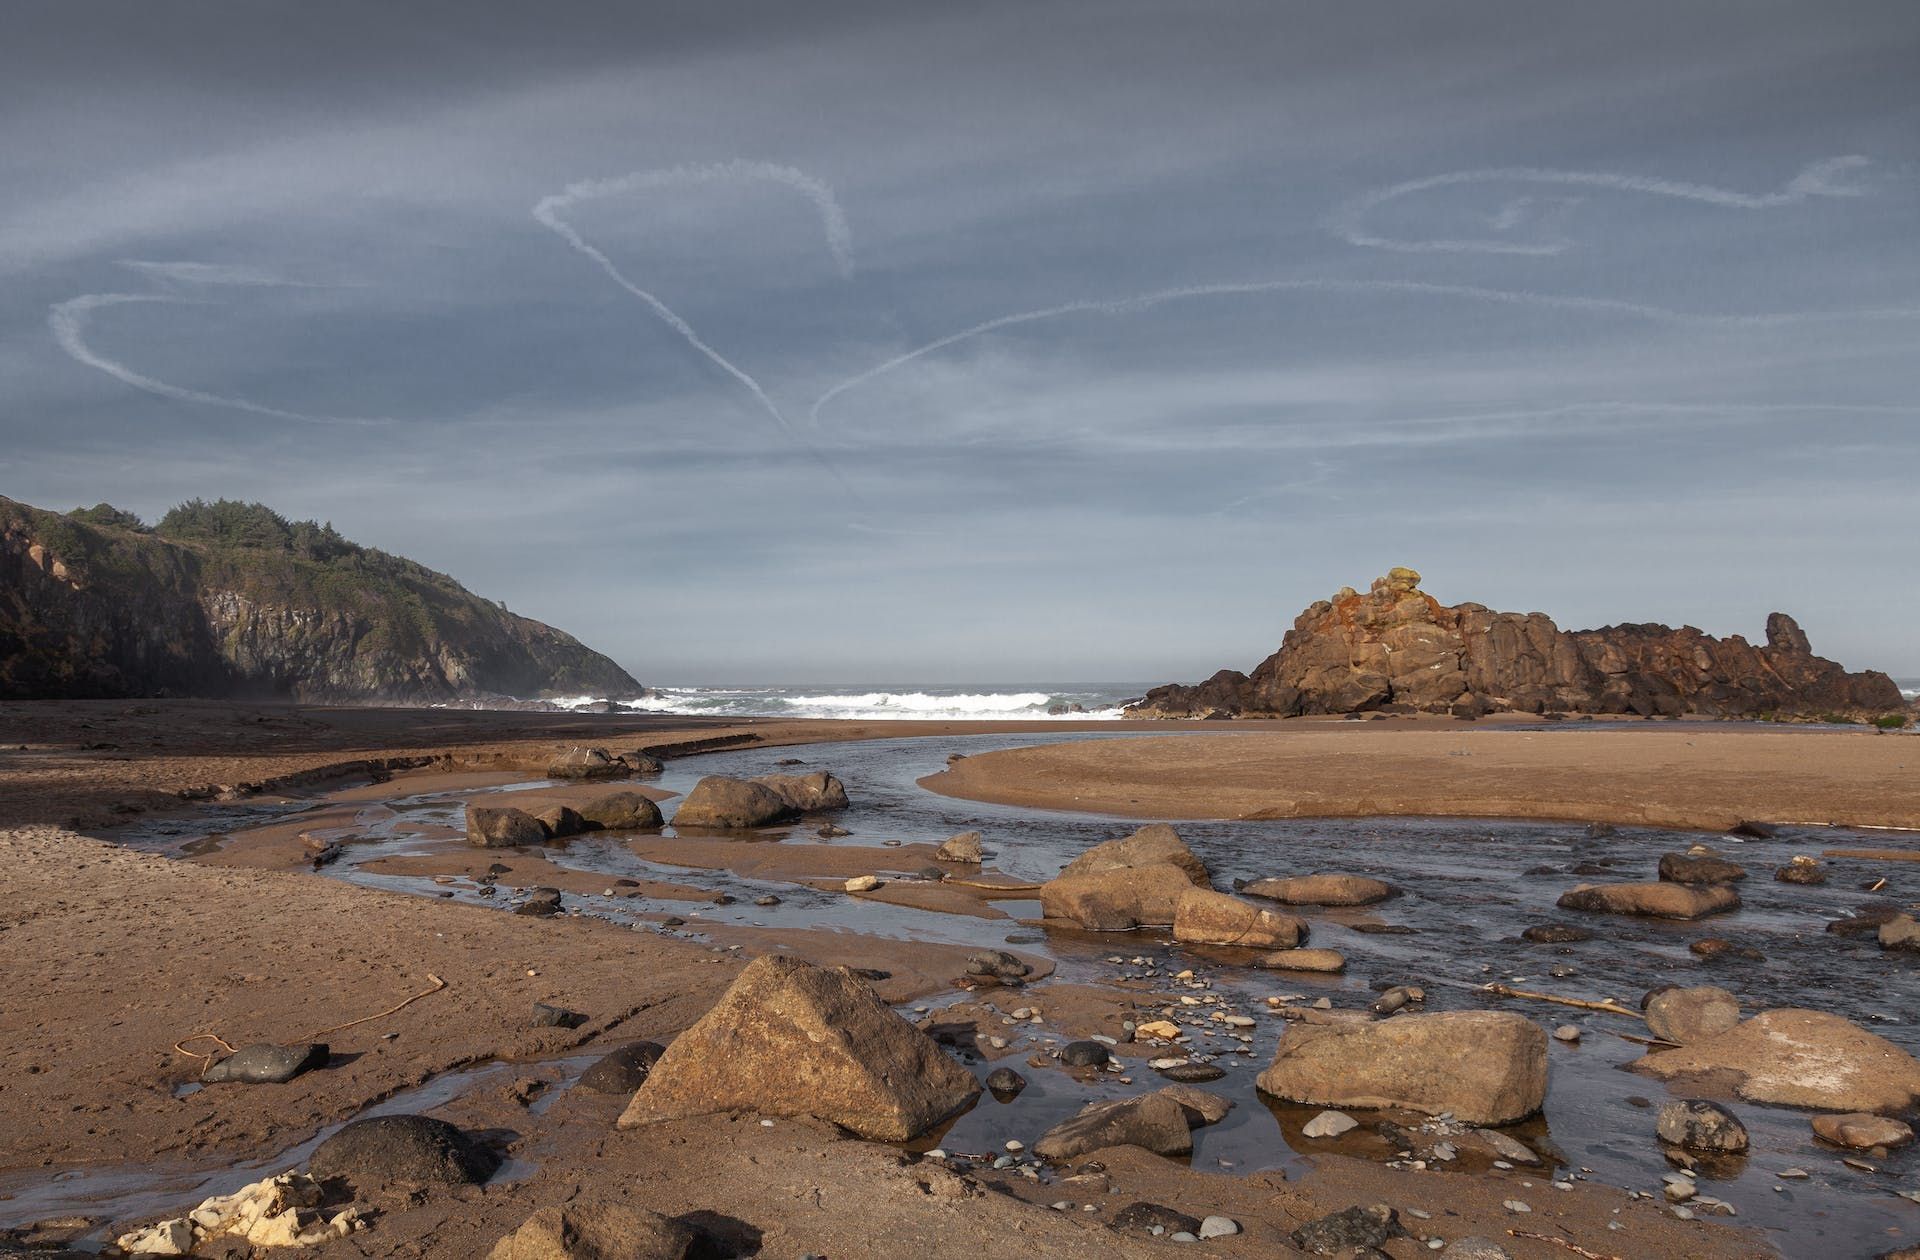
[
  {"left": 1198, "top": 1216, "right": 1239, "bottom": 1238},
  {"left": 1302, "top": 1110, "right": 1360, "bottom": 1139},
  {"left": 532, "top": 1001, "right": 585, "bottom": 1029},
  {"left": 1060, "top": 1040, "right": 1111, "bottom": 1068},
  {"left": 845, "top": 875, "right": 881, "bottom": 892},
  {"left": 201, "top": 1042, "right": 329, "bottom": 1085},
  {"left": 1552, "top": 1025, "right": 1581, "bottom": 1043},
  {"left": 987, "top": 1067, "right": 1027, "bottom": 1096},
  {"left": 1657, "top": 1099, "right": 1749, "bottom": 1153},
  {"left": 1503, "top": 1199, "right": 1531, "bottom": 1213}
]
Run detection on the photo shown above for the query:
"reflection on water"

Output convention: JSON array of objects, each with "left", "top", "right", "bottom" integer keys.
[{"left": 94, "top": 732, "right": 1920, "bottom": 1254}]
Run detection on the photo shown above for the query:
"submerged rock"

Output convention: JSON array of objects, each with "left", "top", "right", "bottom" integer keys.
[
  {"left": 1658, "top": 851, "right": 1746, "bottom": 885},
  {"left": 1257, "top": 1011, "right": 1546, "bottom": 1125},
  {"left": 1172, "top": 888, "right": 1306, "bottom": 949},
  {"left": 1776, "top": 855, "right": 1829, "bottom": 886},
  {"left": 308, "top": 1114, "right": 498, "bottom": 1193},
  {"left": 1521, "top": 923, "right": 1593, "bottom": 944},
  {"left": 1242, "top": 873, "right": 1396, "bottom": 906},
  {"left": 1557, "top": 881, "right": 1739, "bottom": 920},
  {"left": 1812, "top": 1112, "right": 1915, "bottom": 1150},
  {"left": 1881, "top": 915, "right": 1920, "bottom": 952},
  {"left": 201, "top": 1042, "right": 328, "bottom": 1085},
  {"left": 1634, "top": 1009, "right": 1920, "bottom": 1113},
  {"left": 1254, "top": 947, "right": 1346, "bottom": 973},
  {"left": 488, "top": 1202, "right": 694, "bottom": 1260},
  {"left": 671, "top": 776, "right": 798, "bottom": 829},
  {"left": 619, "top": 955, "right": 978, "bottom": 1141},
  {"left": 466, "top": 805, "right": 545, "bottom": 848}
]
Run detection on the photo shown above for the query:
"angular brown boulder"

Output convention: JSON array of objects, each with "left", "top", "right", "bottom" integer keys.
[
  {"left": 671, "top": 776, "right": 798, "bottom": 830},
  {"left": 1243, "top": 873, "right": 1396, "bottom": 906},
  {"left": 750, "top": 771, "right": 849, "bottom": 812},
  {"left": 1657, "top": 851, "right": 1746, "bottom": 885},
  {"left": 1031, "top": 1091, "right": 1195, "bottom": 1161},
  {"left": 576, "top": 791, "right": 664, "bottom": 832},
  {"left": 1173, "top": 888, "right": 1306, "bottom": 949},
  {"left": 488, "top": 1202, "right": 693, "bottom": 1260},
  {"left": 935, "top": 830, "right": 984, "bottom": 863},
  {"left": 1257, "top": 1011, "right": 1548, "bottom": 1125},
  {"left": 532, "top": 804, "right": 585, "bottom": 839},
  {"left": 465, "top": 805, "right": 545, "bottom": 848},
  {"left": 1557, "top": 882, "right": 1739, "bottom": 920},
  {"left": 618, "top": 955, "right": 978, "bottom": 1141},
  {"left": 1645, "top": 986, "right": 1742, "bottom": 1045},
  {"left": 1634, "top": 1009, "right": 1920, "bottom": 1113},
  {"left": 1059, "top": 824, "right": 1210, "bottom": 887},
  {"left": 1040, "top": 862, "right": 1200, "bottom": 930},
  {"left": 546, "top": 747, "right": 630, "bottom": 781}
]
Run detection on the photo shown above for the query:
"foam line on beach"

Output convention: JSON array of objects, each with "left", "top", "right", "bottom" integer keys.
[{"left": 1329, "top": 156, "right": 1871, "bottom": 254}]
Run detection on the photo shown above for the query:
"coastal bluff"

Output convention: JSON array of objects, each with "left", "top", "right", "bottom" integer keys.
[
  {"left": 0, "top": 496, "right": 641, "bottom": 703},
  {"left": 1128, "top": 567, "right": 1903, "bottom": 721}
]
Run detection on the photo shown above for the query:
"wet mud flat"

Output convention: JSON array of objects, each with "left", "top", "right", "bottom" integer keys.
[{"left": 26, "top": 731, "right": 1920, "bottom": 1257}]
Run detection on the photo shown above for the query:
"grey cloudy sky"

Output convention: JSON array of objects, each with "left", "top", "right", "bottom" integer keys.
[{"left": 4, "top": 0, "right": 1916, "bottom": 682}]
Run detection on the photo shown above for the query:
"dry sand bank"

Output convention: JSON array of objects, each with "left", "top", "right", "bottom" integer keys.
[{"left": 924, "top": 725, "right": 1920, "bottom": 832}]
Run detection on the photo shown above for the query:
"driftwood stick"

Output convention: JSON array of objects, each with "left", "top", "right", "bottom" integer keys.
[
  {"left": 1508, "top": 1229, "right": 1625, "bottom": 1260},
  {"left": 1482, "top": 982, "right": 1643, "bottom": 1020}
]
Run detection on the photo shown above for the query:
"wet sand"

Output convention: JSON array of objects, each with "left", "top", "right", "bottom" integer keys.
[{"left": 925, "top": 725, "right": 1920, "bottom": 831}]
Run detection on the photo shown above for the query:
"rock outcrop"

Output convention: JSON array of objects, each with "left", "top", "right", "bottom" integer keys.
[
  {"left": 0, "top": 496, "right": 641, "bottom": 702},
  {"left": 618, "top": 955, "right": 979, "bottom": 1140},
  {"left": 1128, "top": 566, "right": 1901, "bottom": 720},
  {"left": 1633, "top": 1009, "right": 1920, "bottom": 1113},
  {"left": 1041, "top": 825, "right": 1212, "bottom": 930}
]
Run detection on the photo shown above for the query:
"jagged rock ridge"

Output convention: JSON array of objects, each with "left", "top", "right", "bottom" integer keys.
[
  {"left": 1129, "top": 566, "right": 1902, "bottom": 720},
  {"left": 0, "top": 496, "right": 641, "bottom": 703}
]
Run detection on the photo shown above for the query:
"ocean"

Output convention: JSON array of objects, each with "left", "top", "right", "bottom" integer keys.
[{"left": 541, "top": 683, "right": 1148, "bottom": 721}]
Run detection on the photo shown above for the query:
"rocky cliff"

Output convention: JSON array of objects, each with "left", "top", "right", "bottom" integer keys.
[
  {"left": 1129, "top": 567, "right": 1903, "bottom": 721},
  {"left": 0, "top": 496, "right": 642, "bottom": 703}
]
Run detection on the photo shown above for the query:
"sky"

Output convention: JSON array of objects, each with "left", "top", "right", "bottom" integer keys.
[{"left": 3, "top": 0, "right": 1917, "bottom": 684}]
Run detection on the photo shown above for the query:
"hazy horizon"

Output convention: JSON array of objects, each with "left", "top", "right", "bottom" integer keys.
[{"left": 4, "top": 1, "right": 1916, "bottom": 680}]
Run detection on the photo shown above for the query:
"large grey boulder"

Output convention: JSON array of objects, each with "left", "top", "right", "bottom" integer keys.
[{"left": 466, "top": 805, "right": 546, "bottom": 848}]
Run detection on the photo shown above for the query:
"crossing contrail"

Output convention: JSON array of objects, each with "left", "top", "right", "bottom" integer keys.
[{"left": 1329, "top": 156, "right": 1871, "bottom": 254}]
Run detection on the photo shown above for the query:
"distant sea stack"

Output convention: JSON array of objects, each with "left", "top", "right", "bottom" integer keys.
[
  {"left": 0, "top": 496, "right": 641, "bottom": 703},
  {"left": 1128, "top": 566, "right": 1903, "bottom": 721}
]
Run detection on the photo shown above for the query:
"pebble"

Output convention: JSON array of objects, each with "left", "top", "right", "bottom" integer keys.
[
  {"left": 1302, "top": 1110, "right": 1360, "bottom": 1139},
  {"left": 1198, "top": 1216, "right": 1239, "bottom": 1238},
  {"left": 1552, "top": 1024, "right": 1581, "bottom": 1043},
  {"left": 1502, "top": 1200, "right": 1531, "bottom": 1213}
]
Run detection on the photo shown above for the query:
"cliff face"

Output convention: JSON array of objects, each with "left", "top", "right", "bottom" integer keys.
[
  {"left": 0, "top": 496, "right": 642, "bottom": 703},
  {"left": 1129, "top": 567, "right": 1903, "bottom": 721}
]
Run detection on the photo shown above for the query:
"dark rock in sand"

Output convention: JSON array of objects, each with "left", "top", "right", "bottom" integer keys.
[
  {"left": 533, "top": 1001, "right": 586, "bottom": 1029},
  {"left": 1109, "top": 1202, "right": 1202, "bottom": 1238},
  {"left": 1059, "top": 1040, "right": 1111, "bottom": 1068},
  {"left": 965, "top": 950, "right": 1032, "bottom": 980},
  {"left": 1656, "top": 1099, "right": 1749, "bottom": 1153},
  {"left": 532, "top": 804, "right": 585, "bottom": 839},
  {"left": 466, "top": 805, "right": 545, "bottom": 848},
  {"left": 514, "top": 887, "right": 562, "bottom": 916},
  {"left": 1289, "top": 1204, "right": 1404, "bottom": 1256},
  {"left": 671, "top": 776, "right": 798, "bottom": 829},
  {"left": 309, "top": 1114, "right": 498, "bottom": 1192},
  {"left": 1658, "top": 851, "right": 1746, "bottom": 885},
  {"left": 201, "top": 1042, "right": 328, "bottom": 1085},
  {"left": 1522, "top": 923, "right": 1593, "bottom": 944},
  {"left": 1776, "top": 857, "right": 1828, "bottom": 886},
  {"left": 546, "top": 746, "right": 630, "bottom": 781},
  {"left": 577, "top": 791, "right": 664, "bottom": 831},
  {"left": 488, "top": 1201, "right": 694, "bottom": 1260},
  {"left": 578, "top": 1041, "right": 666, "bottom": 1094},
  {"left": 986, "top": 1067, "right": 1027, "bottom": 1097}
]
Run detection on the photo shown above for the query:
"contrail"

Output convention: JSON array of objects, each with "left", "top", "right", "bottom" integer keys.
[
  {"left": 532, "top": 160, "right": 858, "bottom": 492},
  {"left": 1330, "top": 156, "right": 1871, "bottom": 254},
  {"left": 115, "top": 259, "right": 317, "bottom": 288},
  {"left": 49, "top": 292, "right": 384, "bottom": 426},
  {"left": 807, "top": 276, "right": 1920, "bottom": 427}
]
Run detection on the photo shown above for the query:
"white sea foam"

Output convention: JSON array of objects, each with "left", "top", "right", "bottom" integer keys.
[{"left": 537, "top": 685, "right": 1134, "bottom": 721}]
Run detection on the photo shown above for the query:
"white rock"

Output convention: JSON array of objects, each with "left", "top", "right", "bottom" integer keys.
[
  {"left": 1198, "top": 1215, "right": 1240, "bottom": 1238},
  {"left": 1302, "top": 1110, "right": 1360, "bottom": 1139},
  {"left": 1553, "top": 1024, "right": 1581, "bottom": 1043},
  {"left": 844, "top": 875, "right": 881, "bottom": 892},
  {"left": 116, "top": 1220, "right": 195, "bottom": 1256},
  {"left": 1503, "top": 1199, "right": 1532, "bottom": 1213}
]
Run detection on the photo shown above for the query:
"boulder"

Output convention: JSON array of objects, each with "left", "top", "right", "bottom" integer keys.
[
  {"left": 1881, "top": 915, "right": 1920, "bottom": 952},
  {"left": 1289, "top": 1204, "right": 1404, "bottom": 1256},
  {"left": 1254, "top": 948, "right": 1346, "bottom": 973},
  {"left": 514, "top": 887, "right": 562, "bottom": 917},
  {"left": 986, "top": 1067, "right": 1026, "bottom": 1096},
  {"left": 935, "top": 831, "right": 984, "bottom": 863},
  {"left": 1172, "top": 888, "right": 1306, "bottom": 949},
  {"left": 488, "top": 1203, "right": 694, "bottom": 1260},
  {"left": 618, "top": 955, "right": 978, "bottom": 1141},
  {"left": 1645, "top": 986, "right": 1742, "bottom": 1045},
  {"left": 577, "top": 1041, "right": 665, "bottom": 1094},
  {"left": 623, "top": 751, "right": 665, "bottom": 775},
  {"left": 576, "top": 791, "right": 664, "bottom": 831},
  {"left": 1041, "top": 862, "right": 1199, "bottom": 930},
  {"left": 1257, "top": 1011, "right": 1547, "bottom": 1125},
  {"left": 308, "top": 1114, "right": 497, "bottom": 1193},
  {"left": 1634, "top": 1009, "right": 1920, "bottom": 1113},
  {"left": 1031, "top": 1091, "right": 1193, "bottom": 1160},
  {"left": 1242, "top": 873, "right": 1395, "bottom": 906},
  {"left": 749, "top": 771, "right": 849, "bottom": 812},
  {"left": 202, "top": 1042, "right": 328, "bottom": 1085},
  {"left": 1557, "top": 881, "right": 1739, "bottom": 920},
  {"left": 546, "top": 747, "right": 629, "bottom": 781},
  {"left": 533, "top": 805, "right": 585, "bottom": 839},
  {"left": 1657, "top": 852, "right": 1746, "bottom": 885},
  {"left": 1655, "top": 1099, "right": 1749, "bottom": 1152},
  {"left": 1059, "top": 1040, "right": 1110, "bottom": 1068},
  {"left": 671, "top": 776, "right": 798, "bottom": 829},
  {"left": 1812, "top": 1112, "right": 1915, "bottom": 1150},
  {"left": 1059, "top": 823, "right": 1210, "bottom": 887},
  {"left": 466, "top": 805, "right": 545, "bottom": 848}
]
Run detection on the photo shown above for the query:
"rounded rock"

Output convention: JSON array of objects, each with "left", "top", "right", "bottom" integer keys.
[{"left": 1655, "top": 1099, "right": 1749, "bottom": 1153}]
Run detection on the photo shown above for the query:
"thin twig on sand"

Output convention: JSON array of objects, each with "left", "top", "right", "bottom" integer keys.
[
  {"left": 1509, "top": 1228, "right": 1625, "bottom": 1260},
  {"left": 1482, "top": 982, "right": 1643, "bottom": 1020}
]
